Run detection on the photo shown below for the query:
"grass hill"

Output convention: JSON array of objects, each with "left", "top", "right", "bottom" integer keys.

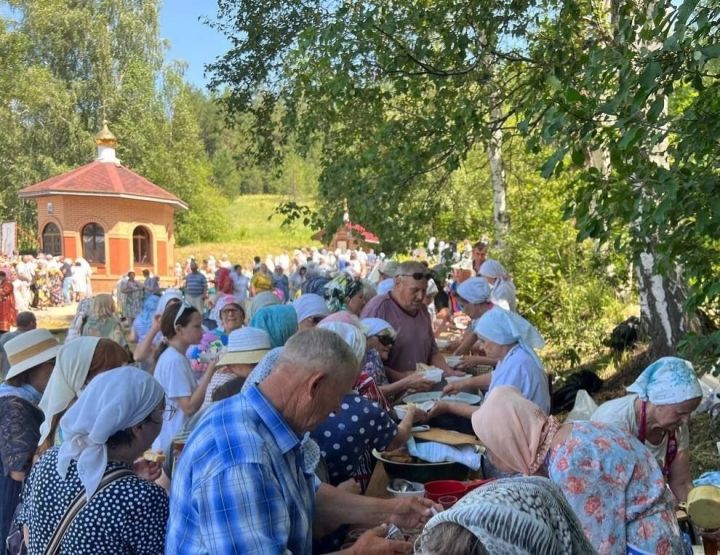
[{"left": 175, "top": 195, "right": 322, "bottom": 267}]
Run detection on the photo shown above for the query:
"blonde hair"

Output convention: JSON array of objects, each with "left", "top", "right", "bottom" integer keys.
[{"left": 91, "top": 294, "right": 116, "bottom": 320}]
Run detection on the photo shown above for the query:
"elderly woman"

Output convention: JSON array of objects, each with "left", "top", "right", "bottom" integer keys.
[
  {"left": 592, "top": 356, "right": 702, "bottom": 503},
  {"left": 361, "top": 318, "right": 434, "bottom": 403},
  {"left": 472, "top": 386, "right": 683, "bottom": 554},
  {"left": 450, "top": 277, "right": 496, "bottom": 361},
  {"left": 131, "top": 289, "right": 184, "bottom": 365},
  {"left": 120, "top": 271, "right": 144, "bottom": 324},
  {"left": 130, "top": 294, "right": 160, "bottom": 346},
  {"left": 324, "top": 272, "right": 367, "bottom": 316},
  {"left": 478, "top": 259, "right": 516, "bottom": 312},
  {"left": 18, "top": 367, "right": 169, "bottom": 553},
  {"left": 310, "top": 322, "right": 422, "bottom": 491},
  {"left": 81, "top": 294, "right": 128, "bottom": 351},
  {"left": 416, "top": 476, "right": 595, "bottom": 554},
  {"left": 440, "top": 307, "right": 550, "bottom": 414},
  {"left": 246, "top": 290, "right": 281, "bottom": 322},
  {"left": 249, "top": 304, "right": 298, "bottom": 348},
  {"left": 292, "top": 293, "right": 330, "bottom": 330},
  {"left": 189, "top": 294, "right": 246, "bottom": 374},
  {"left": 0, "top": 330, "right": 59, "bottom": 548},
  {"left": 37, "top": 337, "right": 129, "bottom": 455}
]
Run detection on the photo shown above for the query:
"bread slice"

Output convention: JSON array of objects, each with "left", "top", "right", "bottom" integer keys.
[{"left": 143, "top": 450, "right": 166, "bottom": 464}]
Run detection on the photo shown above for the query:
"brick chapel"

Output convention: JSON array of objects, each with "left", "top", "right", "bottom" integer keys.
[{"left": 19, "top": 122, "right": 187, "bottom": 292}]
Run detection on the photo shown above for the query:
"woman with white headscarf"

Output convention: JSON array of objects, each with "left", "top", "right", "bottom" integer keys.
[
  {"left": 18, "top": 367, "right": 169, "bottom": 554},
  {"left": 437, "top": 307, "right": 550, "bottom": 415},
  {"left": 37, "top": 337, "right": 129, "bottom": 455},
  {"left": 478, "top": 259, "right": 517, "bottom": 312},
  {"left": 592, "top": 357, "right": 702, "bottom": 502}
]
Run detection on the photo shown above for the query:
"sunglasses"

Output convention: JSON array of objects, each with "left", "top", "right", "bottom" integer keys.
[
  {"left": 378, "top": 335, "right": 395, "bottom": 347},
  {"left": 173, "top": 301, "right": 193, "bottom": 329},
  {"left": 397, "top": 272, "right": 433, "bottom": 281}
]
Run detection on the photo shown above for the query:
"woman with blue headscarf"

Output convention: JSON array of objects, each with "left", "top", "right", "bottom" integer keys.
[
  {"left": 249, "top": 305, "right": 298, "bottom": 348},
  {"left": 592, "top": 357, "right": 702, "bottom": 502},
  {"left": 439, "top": 307, "right": 550, "bottom": 415}
]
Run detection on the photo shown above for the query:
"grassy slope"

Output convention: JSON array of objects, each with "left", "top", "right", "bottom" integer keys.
[{"left": 175, "top": 195, "right": 322, "bottom": 268}]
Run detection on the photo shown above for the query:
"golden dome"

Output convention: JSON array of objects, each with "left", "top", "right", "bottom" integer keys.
[{"left": 95, "top": 120, "right": 117, "bottom": 146}]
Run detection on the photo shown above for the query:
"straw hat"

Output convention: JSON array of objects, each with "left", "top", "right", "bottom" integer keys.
[
  {"left": 5, "top": 329, "right": 60, "bottom": 380},
  {"left": 217, "top": 327, "right": 272, "bottom": 367}
]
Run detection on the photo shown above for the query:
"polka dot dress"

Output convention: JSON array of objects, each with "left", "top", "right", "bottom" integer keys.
[
  {"left": 311, "top": 394, "right": 397, "bottom": 489},
  {"left": 18, "top": 447, "right": 169, "bottom": 554}
]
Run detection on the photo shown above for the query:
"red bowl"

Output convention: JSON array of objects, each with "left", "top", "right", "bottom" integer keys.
[
  {"left": 424, "top": 480, "right": 468, "bottom": 503},
  {"left": 424, "top": 479, "right": 495, "bottom": 503}
]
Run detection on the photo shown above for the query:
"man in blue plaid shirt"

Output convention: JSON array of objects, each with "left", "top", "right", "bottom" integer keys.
[{"left": 166, "top": 328, "right": 436, "bottom": 554}]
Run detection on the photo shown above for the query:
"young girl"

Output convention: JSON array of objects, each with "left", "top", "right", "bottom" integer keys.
[{"left": 152, "top": 302, "right": 217, "bottom": 454}]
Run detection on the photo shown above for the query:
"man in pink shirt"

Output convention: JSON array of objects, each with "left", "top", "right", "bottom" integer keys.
[{"left": 362, "top": 261, "right": 459, "bottom": 376}]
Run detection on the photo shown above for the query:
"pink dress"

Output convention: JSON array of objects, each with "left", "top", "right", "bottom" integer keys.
[{"left": 547, "top": 421, "right": 682, "bottom": 555}]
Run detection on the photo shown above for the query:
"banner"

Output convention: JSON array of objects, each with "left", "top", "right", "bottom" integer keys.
[{"left": 1, "top": 222, "right": 17, "bottom": 257}]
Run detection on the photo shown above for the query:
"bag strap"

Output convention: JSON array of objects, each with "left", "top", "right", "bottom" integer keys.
[{"left": 44, "top": 468, "right": 134, "bottom": 555}]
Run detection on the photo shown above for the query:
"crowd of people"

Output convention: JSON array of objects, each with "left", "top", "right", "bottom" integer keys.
[{"left": 0, "top": 238, "right": 709, "bottom": 554}]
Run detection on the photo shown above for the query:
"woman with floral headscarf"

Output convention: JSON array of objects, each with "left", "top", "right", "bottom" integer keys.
[
  {"left": 324, "top": 272, "right": 365, "bottom": 315},
  {"left": 592, "top": 357, "right": 702, "bottom": 502},
  {"left": 473, "top": 386, "right": 683, "bottom": 554}
]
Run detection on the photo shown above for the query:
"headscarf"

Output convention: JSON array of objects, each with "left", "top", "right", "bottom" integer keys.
[
  {"left": 250, "top": 305, "right": 298, "bottom": 348},
  {"left": 252, "top": 272, "right": 273, "bottom": 293},
  {"left": 361, "top": 317, "right": 396, "bottom": 338},
  {"left": 39, "top": 337, "right": 100, "bottom": 445},
  {"left": 317, "top": 321, "right": 367, "bottom": 364},
  {"left": 155, "top": 288, "right": 183, "bottom": 317},
  {"left": 457, "top": 277, "right": 492, "bottom": 305},
  {"left": 292, "top": 294, "right": 330, "bottom": 324},
  {"left": 302, "top": 275, "right": 331, "bottom": 296},
  {"left": 247, "top": 291, "right": 281, "bottom": 322},
  {"left": 473, "top": 308, "right": 544, "bottom": 368},
  {"left": 320, "top": 310, "right": 363, "bottom": 328},
  {"left": 57, "top": 367, "right": 164, "bottom": 499},
  {"left": 133, "top": 294, "right": 160, "bottom": 342},
  {"left": 324, "top": 272, "right": 363, "bottom": 313},
  {"left": 426, "top": 278, "right": 439, "bottom": 297},
  {"left": 626, "top": 356, "right": 702, "bottom": 405},
  {"left": 377, "top": 278, "right": 394, "bottom": 295},
  {"left": 479, "top": 259, "right": 510, "bottom": 280},
  {"left": 471, "top": 386, "right": 561, "bottom": 475},
  {"left": 418, "top": 476, "right": 595, "bottom": 555}
]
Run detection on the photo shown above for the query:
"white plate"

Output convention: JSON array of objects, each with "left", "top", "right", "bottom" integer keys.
[{"left": 403, "top": 391, "right": 483, "bottom": 405}]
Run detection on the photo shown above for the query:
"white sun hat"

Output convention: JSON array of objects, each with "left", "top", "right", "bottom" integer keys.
[
  {"left": 5, "top": 329, "right": 61, "bottom": 380},
  {"left": 216, "top": 327, "right": 272, "bottom": 367}
]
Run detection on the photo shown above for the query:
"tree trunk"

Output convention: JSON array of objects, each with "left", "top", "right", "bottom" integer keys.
[
  {"left": 636, "top": 246, "right": 687, "bottom": 356},
  {"left": 487, "top": 106, "right": 509, "bottom": 246}
]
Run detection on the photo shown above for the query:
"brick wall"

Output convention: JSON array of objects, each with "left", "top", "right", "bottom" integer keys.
[{"left": 34, "top": 194, "right": 178, "bottom": 288}]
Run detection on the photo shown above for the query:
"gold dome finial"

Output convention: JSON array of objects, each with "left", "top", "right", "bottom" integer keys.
[{"left": 95, "top": 119, "right": 117, "bottom": 147}]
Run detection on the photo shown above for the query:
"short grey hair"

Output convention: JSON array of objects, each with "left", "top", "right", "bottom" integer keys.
[
  {"left": 361, "top": 279, "right": 377, "bottom": 300},
  {"left": 277, "top": 328, "right": 358, "bottom": 380},
  {"left": 396, "top": 261, "right": 428, "bottom": 278}
]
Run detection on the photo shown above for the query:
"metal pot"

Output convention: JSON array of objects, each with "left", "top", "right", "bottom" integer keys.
[{"left": 372, "top": 449, "right": 471, "bottom": 483}]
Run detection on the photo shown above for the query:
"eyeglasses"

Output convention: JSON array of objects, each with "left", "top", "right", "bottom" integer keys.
[
  {"left": 173, "top": 300, "right": 193, "bottom": 329},
  {"left": 397, "top": 272, "right": 433, "bottom": 281},
  {"left": 378, "top": 335, "right": 395, "bottom": 347},
  {"left": 162, "top": 406, "right": 177, "bottom": 419}
]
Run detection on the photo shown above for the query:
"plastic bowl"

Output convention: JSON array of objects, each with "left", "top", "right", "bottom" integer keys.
[
  {"left": 436, "top": 339, "right": 451, "bottom": 350},
  {"left": 444, "top": 356, "right": 463, "bottom": 368},
  {"left": 424, "top": 480, "right": 469, "bottom": 503},
  {"left": 394, "top": 405, "right": 409, "bottom": 421},
  {"left": 386, "top": 482, "right": 426, "bottom": 498},
  {"left": 421, "top": 368, "right": 443, "bottom": 383}
]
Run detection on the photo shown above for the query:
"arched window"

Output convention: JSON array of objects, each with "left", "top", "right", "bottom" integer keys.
[
  {"left": 133, "top": 226, "right": 152, "bottom": 264},
  {"left": 81, "top": 223, "right": 105, "bottom": 264},
  {"left": 42, "top": 223, "right": 62, "bottom": 256}
]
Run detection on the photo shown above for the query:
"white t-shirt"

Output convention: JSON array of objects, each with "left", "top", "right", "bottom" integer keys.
[
  {"left": 489, "top": 345, "right": 550, "bottom": 414},
  {"left": 591, "top": 394, "right": 689, "bottom": 469},
  {"left": 152, "top": 346, "right": 197, "bottom": 452}
]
